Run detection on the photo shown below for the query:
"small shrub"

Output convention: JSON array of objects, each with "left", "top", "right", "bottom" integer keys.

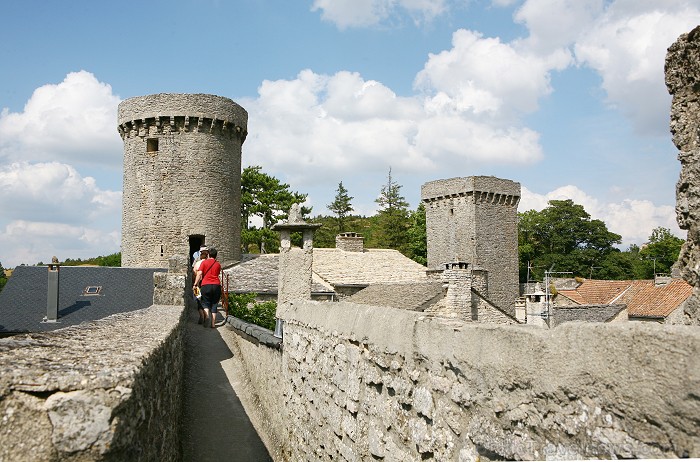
[{"left": 228, "top": 293, "right": 277, "bottom": 331}]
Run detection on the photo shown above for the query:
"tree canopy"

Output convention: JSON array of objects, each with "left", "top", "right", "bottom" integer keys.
[
  {"left": 519, "top": 200, "right": 685, "bottom": 282},
  {"left": 327, "top": 181, "right": 354, "bottom": 233},
  {"left": 0, "top": 261, "right": 7, "bottom": 293},
  {"left": 636, "top": 227, "right": 684, "bottom": 278},
  {"left": 241, "top": 165, "right": 309, "bottom": 253},
  {"left": 518, "top": 199, "right": 622, "bottom": 281},
  {"left": 372, "top": 168, "right": 410, "bottom": 253}
]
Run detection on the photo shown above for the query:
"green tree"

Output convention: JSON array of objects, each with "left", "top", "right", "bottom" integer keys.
[
  {"left": 406, "top": 203, "right": 427, "bottom": 265},
  {"left": 373, "top": 168, "right": 410, "bottom": 252},
  {"left": 637, "top": 227, "right": 684, "bottom": 278},
  {"left": 0, "top": 261, "right": 7, "bottom": 293},
  {"left": 518, "top": 199, "right": 622, "bottom": 281},
  {"left": 241, "top": 166, "right": 309, "bottom": 253},
  {"left": 327, "top": 181, "right": 354, "bottom": 233}
]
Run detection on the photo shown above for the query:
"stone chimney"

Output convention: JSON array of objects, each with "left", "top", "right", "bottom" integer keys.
[
  {"left": 272, "top": 204, "right": 322, "bottom": 306},
  {"left": 336, "top": 232, "right": 364, "bottom": 252},
  {"left": 441, "top": 262, "right": 473, "bottom": 319}
]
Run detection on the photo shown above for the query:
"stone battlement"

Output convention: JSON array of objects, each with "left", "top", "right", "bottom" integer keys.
[
  {"left": 117, "top": 115, "right": 246, "bottom": 141},
  {"left": 421, "top": 176, "right": 521, "bottom": 203},
  {"left": 118, "top": 93, "right": 247, "bottom": 128},
  {"left": 422, "top": 190, "right": 520, "bottom": 206}
]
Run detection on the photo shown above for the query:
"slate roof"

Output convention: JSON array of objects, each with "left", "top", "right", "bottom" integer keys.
[
  {"left": 557, "top": 278, "right": 692, "bottom": 319},
  {"left": 0, "top": 265, "right": 164, "bottom": 334},
  {"left": 224, "top": 249, "right": 428, "bottom": 295},
  {"left": 312, "top": 248, "right": 428, "bottom": 286},
  {"left": 347, "top": 282, "right": 443, "bottom": 311},
  {"left": 549, "top": 304, "right": 627, "bottom": 328},
  {"left": 223, "top": 254, "right": 334, "bottom": 295}
]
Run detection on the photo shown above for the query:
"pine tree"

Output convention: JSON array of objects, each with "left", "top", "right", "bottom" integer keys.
[
  {"left": 328, "top": 181, "right": 354, "bottom": 233},
  {"left": 374, "top": 168, "right": 410, "bottom": 252}
]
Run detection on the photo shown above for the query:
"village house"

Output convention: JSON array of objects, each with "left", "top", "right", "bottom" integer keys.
[
  {"left": 520, "top": 276, "right": 692, "bottom": 327},
  {"left": 224, "top": 232, "right": 428, "bottom": 302}
]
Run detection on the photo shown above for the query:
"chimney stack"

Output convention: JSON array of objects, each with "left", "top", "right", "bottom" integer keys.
[
  {"left": 44, "top": 258, "right": 60, "bottom": 323},
  {"left": 335, "top": 232, "right": 364, "bottom": 252}
]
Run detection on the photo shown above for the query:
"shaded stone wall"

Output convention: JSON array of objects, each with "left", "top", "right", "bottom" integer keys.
[
  {"left": 219, "top": 319, "right": 286, "bottom": 461},
  {"left": 118, "top": 93, "right": 247, "bottom": 268},
  {"left": 0, "top": 305, "right": 186, "bottom": 461},
  {"left": 666, "top": 26, "right": 700, "bottom": 325},
  {"left": 228, "top": 300, "right": 699, "bottom": 460}
]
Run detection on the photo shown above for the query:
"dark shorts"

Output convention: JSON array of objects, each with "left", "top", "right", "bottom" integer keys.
[{"left": 200, "top": 284, "right": 222, "bottom": 312}]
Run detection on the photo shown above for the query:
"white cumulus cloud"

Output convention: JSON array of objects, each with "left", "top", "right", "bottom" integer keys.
[
  {"left": 520, "top": 185, "right": 683, "bottom": 247},
  {"left": 0, "top": 70, "right": 122, "bottom": 168},
  {"left": 242, "top": 68, "right": 544, "bottom": 188},
  {"left": 415, "top": 29, "right": 570, "bottom": 120},
  {"left": 573, "top": 2, "right": 700, "bottom": 135},
  {"left": 0, "top": 161, "right": 121, "bottom": 267}
]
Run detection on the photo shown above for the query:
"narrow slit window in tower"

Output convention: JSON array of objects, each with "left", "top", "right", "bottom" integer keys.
[
  {"left": 147, "top": 138, "right": 159, "bottom": 152},
  {"left": 160, "top": 245, "right": 164, "bottom": 256}
]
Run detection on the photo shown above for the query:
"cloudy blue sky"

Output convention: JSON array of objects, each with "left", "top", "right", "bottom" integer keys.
[{"left": 1, "top": 0, "right": 698, "bottom": 267}]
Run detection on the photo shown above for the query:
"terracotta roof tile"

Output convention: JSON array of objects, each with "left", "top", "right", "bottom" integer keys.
[
  {"left": 557, "top": 278, "right": 692, "bottom": 319},
  {"left": 626, "top": 279, "right": 692, "bottom": 318}
]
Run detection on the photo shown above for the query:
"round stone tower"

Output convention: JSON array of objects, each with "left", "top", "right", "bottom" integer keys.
[{"left": 118, "top": 93, "right": 247, "bottom": 268}]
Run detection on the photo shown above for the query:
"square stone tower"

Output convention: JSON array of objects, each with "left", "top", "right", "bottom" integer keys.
[{"left": 421, "top": 176, "right": 520, "bottom": 314}]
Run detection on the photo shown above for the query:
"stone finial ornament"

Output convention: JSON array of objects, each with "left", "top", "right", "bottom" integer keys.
[{"left": 665, "top": 24, "right": 700, "bottom": 324}]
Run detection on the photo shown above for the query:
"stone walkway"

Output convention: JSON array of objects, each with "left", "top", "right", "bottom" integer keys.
[{"left": 180, "top": 308, "right": 272, "bottom": 461}]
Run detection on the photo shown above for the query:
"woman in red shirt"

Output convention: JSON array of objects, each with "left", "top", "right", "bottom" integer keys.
[{"left": 193, "top": 247, "right": 222, "bottom": 328}]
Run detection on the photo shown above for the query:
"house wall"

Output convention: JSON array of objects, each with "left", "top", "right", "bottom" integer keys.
[
  {"left": 226, "top": 299, "right": 700, "bottom": 460},
  {"left": 118, "top": 93, "right": 247, "bottom": 268}
]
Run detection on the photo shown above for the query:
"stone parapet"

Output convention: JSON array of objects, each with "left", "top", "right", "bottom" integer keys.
[
  {"left": 118, "top": 93, "right": 248, "bottom": 134},
  {"left": 0, "top": 305, "right": 186, "bottom": 461},
  {"left": 421, "top": 176, "right": 521, "bottom": 203},
  {"left": 264, "top": 300, "right": 700, "bottom": 460},
  {"left": 225, "top": 316, "right": 281, "bottom": 349}
]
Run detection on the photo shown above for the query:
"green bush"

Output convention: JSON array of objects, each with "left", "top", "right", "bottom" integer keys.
[{"left": 227, "top": 293, "right": 277, "bottom": 331}]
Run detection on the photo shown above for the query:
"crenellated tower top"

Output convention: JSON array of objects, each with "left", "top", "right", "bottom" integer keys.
[{"left": 117, "top": 93, "right": 248, "bottom": 142}]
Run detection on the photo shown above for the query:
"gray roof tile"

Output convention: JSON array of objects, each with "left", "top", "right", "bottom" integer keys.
[{"left": 0, "top": 266, "right": 164, "bottom": 334}]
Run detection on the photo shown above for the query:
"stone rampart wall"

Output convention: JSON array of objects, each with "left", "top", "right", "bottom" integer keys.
[
  {"left": 0, "top": 305, "right": 186, "bottom": 461},
  {"left": 227, "top": 300, "right": 699, "bottom": 460}
]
